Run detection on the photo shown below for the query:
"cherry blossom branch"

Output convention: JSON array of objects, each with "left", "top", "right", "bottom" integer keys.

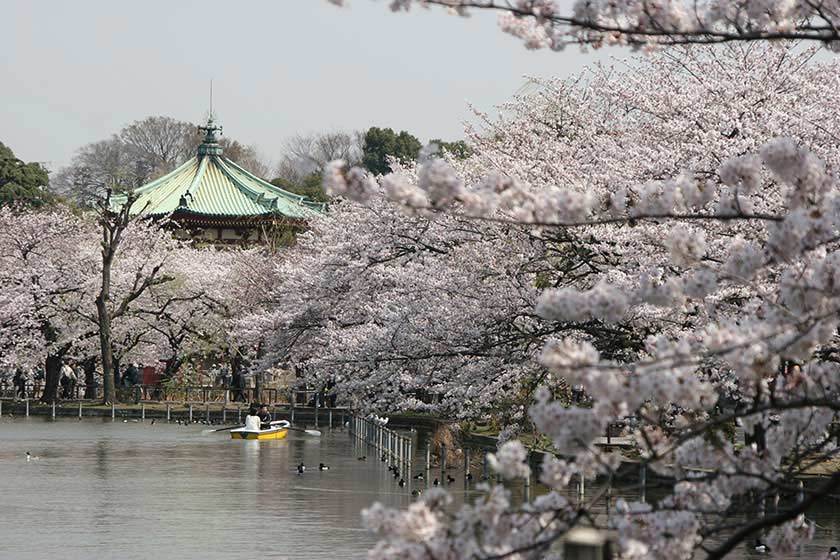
[
  {"left": 705, "top": 472, "right": 840, "bottom": 559},
  {"left": 329, "top": 0, "right": 840, "bottom": 47}
]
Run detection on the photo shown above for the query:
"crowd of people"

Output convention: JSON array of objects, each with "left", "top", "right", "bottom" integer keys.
[
  {"left": 3, "top": 361, "right": 339, "bottom": 408},
  {"left": 2, "top": 360, "right": 122, "bottom": 400}
]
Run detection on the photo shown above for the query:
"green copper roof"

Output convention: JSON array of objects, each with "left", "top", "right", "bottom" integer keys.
[{"left": 113, "top": 118, "right": 325, "bottom": 220}]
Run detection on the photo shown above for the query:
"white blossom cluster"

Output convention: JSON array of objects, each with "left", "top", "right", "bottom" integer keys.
[{"left": 487, "top": 440, "right": 531, "bottom": 479}]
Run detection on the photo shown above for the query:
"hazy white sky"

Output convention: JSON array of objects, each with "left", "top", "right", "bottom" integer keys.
[{"left": 1, "top": 0, "right": 623, "bottom": 173}]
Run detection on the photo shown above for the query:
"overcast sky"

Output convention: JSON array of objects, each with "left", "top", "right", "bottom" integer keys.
[{"left": 1, "top": 0, "right": 622, "bottom": 174}]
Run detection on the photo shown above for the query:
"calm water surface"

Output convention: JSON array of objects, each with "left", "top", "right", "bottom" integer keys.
[{"left": 1, "top": 417, "right": 839, "bottom": 559}]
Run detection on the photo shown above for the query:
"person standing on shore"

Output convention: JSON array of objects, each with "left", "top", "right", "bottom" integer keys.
[
  {"left": 13, "top": 369, "right": 26, "bottom": 399},
  {"left": 123, "top": 363, "right": 139, "bottom": 388},
  {"left": 235, "top": 372, "right": 247, "bottom": 402},
  {"left": 72, "top": 362, "right": 83, "bottom": 397},
  {"left": 60, "top": 361, "right": 76, "bottom": 399},
  {"left": 33, "top": 367, "right": 44, "bottom": 400}
]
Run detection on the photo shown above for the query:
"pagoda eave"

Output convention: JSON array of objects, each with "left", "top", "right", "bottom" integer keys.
[{"left": 155, "top": 211, "right": 309, "bottom": 229}]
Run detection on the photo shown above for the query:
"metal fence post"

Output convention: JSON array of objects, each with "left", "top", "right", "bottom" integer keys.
[
  {"left": 408, "top": 439, "right": 413, "bottom": 473},
  {"left": 329, "top": 409, "right": 333, "bottom": 429},
  {"left": 51, "top": 401, "right": 56, "bottom": 420},
  {"left": 578, "top": 473, "right": 585, "bottom": 502},
  {"left": 640, "top": 463, "right": 646, "bottom": 503},
  {"left": 25, "top": 398, "right": 29, "bottom": 417},
  {"left": 189, "top": 404, "right": 193, "bottom": 423},
  {"left": 524, "top": 450, "right": 531, "bottom": 500},
  {"left": 111, "top": 402, "right": 115, "bottom": 420},
  {"left": 141, "top": 404, "right": 145, "bottom": 421},
  {"left": 465, "top": 449, "right": 470, "bottom": 482},
  {"left": 315, "top": 398, "right": 319, "bottom": 428},
  {"left": 222, "top": 407, "right": 227, "bottom": 423},
  {"left": 289, "top": 389, "right": 294, "bottom": 423},
  {"left": 79, "top": 400, "right": 83, "bottom": 419},
  {"left": 166, "top": 404, "right": 171, "bottom": 422}
]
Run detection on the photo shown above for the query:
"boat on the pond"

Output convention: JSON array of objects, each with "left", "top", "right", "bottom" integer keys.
[{"left": 230, "top": 420, "right": 290, "bottom": 440}]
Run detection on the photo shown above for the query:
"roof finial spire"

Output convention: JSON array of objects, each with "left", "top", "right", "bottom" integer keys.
[{"left": 198, "top": 82, "right": 223, "bottom": 156}]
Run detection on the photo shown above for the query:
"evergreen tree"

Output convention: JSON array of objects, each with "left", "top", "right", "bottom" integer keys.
[
  {"left": 361, "top": 127, "right": 421, "bottom": 175},
  {"left": 0, "top": 142, "right": 51, "bottom": 207}
]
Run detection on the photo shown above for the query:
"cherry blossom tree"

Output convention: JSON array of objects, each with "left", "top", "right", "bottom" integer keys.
[
  {"left": 290, "top": 44, "right": 840, "bottom": 558},
  {"left": 125, "top": 246, "right": 256, "bottom": 382},
  {"left": 0, "top": 207, "right": 97, "bottom": 402},
  {"left": 0, "top": 195, "right": 268, "bottom": 404},
  {"left": 237, "top": 194, "right": 556, "bottom": 416}
]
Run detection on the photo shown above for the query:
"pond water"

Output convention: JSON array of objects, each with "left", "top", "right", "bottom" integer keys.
[{"left": 0, "top": 417, "right": 838, "bottom": 559}]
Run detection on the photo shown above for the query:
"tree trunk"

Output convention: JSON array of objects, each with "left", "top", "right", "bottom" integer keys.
[
  {"left": 231, "top": 352, "right": 245, "bottom": 403},
  {"left": 254, "top": 341, "right": 264, "bottom": 404},
  {"left": 83, "top": 357, "right": 97, "bottom": 399},
  {"left": 163, "top": 356, "right": 182, "bottom": 381},
  {"left": 39, "top": 320, "right": 63, "bottom": 403},
  {"left": 41, "top": 353, "right": 62, "bottom": 404},
  {"left": 96, "top": 256, "right": 115, "bottom": 404}
]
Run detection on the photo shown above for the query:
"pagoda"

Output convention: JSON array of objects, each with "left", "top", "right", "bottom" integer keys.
[{"left": 114, "top": 116, "right": 324, "bottom": 245}]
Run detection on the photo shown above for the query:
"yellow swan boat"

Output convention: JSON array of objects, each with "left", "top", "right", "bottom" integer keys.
[{"left": 230, "top": 420, "right": 290, "bottom": 440}]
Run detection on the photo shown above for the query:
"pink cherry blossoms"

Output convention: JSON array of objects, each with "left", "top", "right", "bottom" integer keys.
[
  {"left": 0, "top": 205, "right": 265, "bottom": 401},
  {"left": 294, "top": 44, "right": 840, "bottom": 558}
]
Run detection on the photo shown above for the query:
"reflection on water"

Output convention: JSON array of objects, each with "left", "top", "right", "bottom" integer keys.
[
  {"left": 0, "top": 418, "right": 401, "bottom": 560},
  {"left": 0, "top": 417, "right": 838, "bottom": 559}
]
